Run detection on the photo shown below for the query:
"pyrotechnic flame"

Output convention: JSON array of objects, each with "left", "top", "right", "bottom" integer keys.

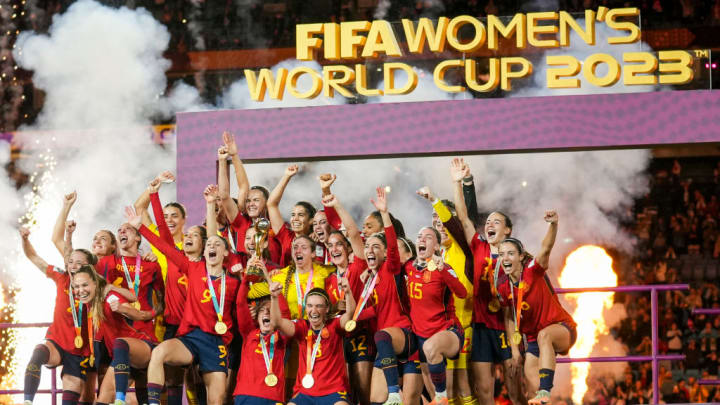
[{"left": 558, "top": 245, "right": 617, "bottom": 404}]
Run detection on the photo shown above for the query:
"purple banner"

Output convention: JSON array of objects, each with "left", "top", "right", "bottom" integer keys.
[{"left": 178, "top": 90, "right": 720, "bottom": 224}]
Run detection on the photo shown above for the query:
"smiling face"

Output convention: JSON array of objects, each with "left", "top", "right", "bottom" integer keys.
[
  {"left": 305, "top": 294, "right": 329, "bottom": 329},
  {"left": 485, "top": 212, "right": 511, "bottom": 245},
  {"left": 164, "top": 205, "right": 186, "bottom": 238},
  {"left": 245, "top": 189, "right": 267, "bottom": 219},
  {"left": 292, "top": 237, "right": 315, "bottom": 269},
  {"left": 312, "top": 212, "right": 332, "bottom": 243},
  {"left": 290, "top": 205, "right": 312, "bottom": 235},
  {"left": 92, "top": 230, "right": 116, "bottom": 257},
  {"left": 71, "top": 271, "right": 97, "bottom": 304},
  {"left": 416, "top": 227, "right": 439, "bottom": 260},
  {"left": 204, "top": 235, "right": 229, "bottom": 266},
  {"left": 67, "top": 251, "right": 91, "bottom": 274},
  {"left": 498, "top": 241, "right": 523, "bottom": 277},
  {"left": 364, "top": 235, "right": 386, "bottom": 271},
  {"left": 431, "top": 212, "right": 450, "bottom": 246},
  {"left": 326, "top": 233, "right": 349, "bottom": 268},
  {"left": 117, "top": 223, "right": 141, "bottom": 254},
  {"left": 362, "top": 215, "right": 383, "bottom": 238},
  {"left": 183, "top": 226, "right": 205, "bottom": 256}
]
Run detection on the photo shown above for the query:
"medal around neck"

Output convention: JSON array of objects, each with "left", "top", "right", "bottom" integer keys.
[
  {"left": 302, "top": 374, "right": 315, "bottom": 388},
  {"left": 265, "top": 373, "right": 278, "bottom": 387},
  {"left": 215, "top": 320, "right": 228, "bottom": 334},
  {"left": 344, "top": 319, "right": 357, "bottom": 332}
]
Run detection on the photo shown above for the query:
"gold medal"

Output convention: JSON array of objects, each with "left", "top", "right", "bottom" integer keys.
[
  {"left": 321, "top": 327, "right": 329, "bottom": 339},
  {"left": 302, "top": 374, "right": 315, "bottom": 388},
  {"left": 344, "top": 320, "right": 357, "bottom": 332},
  {"left": 264, "top": 373, "right": 278, "bottom": 387},
  {"left": 215, "top": 321, "right": 228, "bottom": 334},
  {"left": 423, "top": 271, "right": 432, "bottom": 283},
  {"left": 512, "top": 331, "right": 522, "bottom": 345},
  {"left": 132, "top": 301, "right": 141, "bottom": 310},
  {"left": 427, "top": 260, "right": 437, "bottom": 271},
  {"left": 74, "top": 335, "right": 83, "bottom": 349},
  {"left": 518, "top": 281, "right": 527, "bottom": 290},
  {"left": 488, "top": 298, "right": 500, "bottom": 313}
]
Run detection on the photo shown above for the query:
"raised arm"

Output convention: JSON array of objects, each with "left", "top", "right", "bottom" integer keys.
[
  {"left": 204, "top": 184, "right": 220, "bottom": 237},
  {"left": 267, "top": 165, "right": 298, "bottom": 234},
  {"left": 318, "top": 174, "right": 342, "bottom": 230},
  {"left": 450, "top": 158, "right": 477, "bottom": 245},
  {"left": 235, "top": 276, "right": 254, "bottom": 335},
  {"left": 462, "top": 174, "right": 481, "bottom": 228},
  {"left": 51, "top": 192, "right": 76, "bottom": 256},
  {"left": 535, "top": 210, "right": 558, "bottom": 269},
  {"left": 269, "top": 281, "right": 296, "bottom": 337},
  {"left": 371, "top": 187, "right": 400, "bottom": 273},
  {"left": 20, "top": 228, "right": 50, "bottom": 273},
  {"left": 217, "top": 144, "right": 240, "bottom": 224},
  {"left": 149, "top": 185, "right": 175, "bottom": 246},
  {"left": 126, "top": 206, "right": 189, "bottom": 273},
  {"left": 224, "top": 132, "right": 250, "bottom": 214},
  {"left": 63, "top": 220, "right": 76, "bottom": 266},
  {"left": 134, "top": 171, "right": 174, "bottom": 228},
  {"left": 322, "top": 194, "right": 365, "bottom": 260}
]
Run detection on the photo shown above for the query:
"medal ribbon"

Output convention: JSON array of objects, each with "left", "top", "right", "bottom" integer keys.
[
  {"left": 121, "top": 255, "right": 142, "bottom": 298},
  {"left": 294, "top": 267, "right": 314, "bottom": 319},
  {"left": 206, "top": 269, "right": 226, "bottom": 323},
  {"left": 509, "top": 268, "right": 525, "bottom": 336},
  {"left": 88, "top": 314, "right": 95, "bottom": 366},
  {"left": 492, "top": 258, "right": 503, "bottom": 301},
  {"left": 68, "top": 281, "right": 83, "bottom": 339},
  {"left": 350, "top": 270, "right": 378, "bottom": 322},
  {"left": 305, "top": 328, "right": 323, "bottom": 375},
  {"left": 259, "top": 332, "right": 276, "bottom": 375}
]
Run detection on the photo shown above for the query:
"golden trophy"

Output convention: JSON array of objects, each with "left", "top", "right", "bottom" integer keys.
[{"left": 245, "top": 218, "right": 270, "bottom": 283}]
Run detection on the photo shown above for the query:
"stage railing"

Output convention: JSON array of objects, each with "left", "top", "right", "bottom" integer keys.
[
  {"left": 0, "top": 322, "right": 56, "bottom": 405},
  {"left": 554, "top": 284, "right": 689, "bottom": 405},
  {"left": 0, "top": 284, "right": 697, "bottom": 405}
]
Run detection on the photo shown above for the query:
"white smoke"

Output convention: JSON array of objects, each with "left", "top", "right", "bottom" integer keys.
[
  {"left": 221, "top": 59, "right": 348, "bottom": 109},
  {"left": 6, "top": 1, "right": 188, "bottom": 400},
  {"left": 374, "top": 0, "right": 391, "bottom": 20}
]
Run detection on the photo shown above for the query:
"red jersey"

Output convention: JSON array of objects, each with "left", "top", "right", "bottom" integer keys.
[
  {"left": 234, "top": 279, "right": 290, "bottom": 402},
  {"left": 327, "top": 260, "right": 377, "bottom": 338},
  {"left": 149, "top": 192, "right": 187, "bottom": 326},
  {"left": 97, "top": 255, "right": 164, "bottom": 338},
  {"left": 404, "top": 262, "right": 467, "bottom": 338},
  {"left": 347, "top": 226, "right": 411, "bottom": 331},
  {"left": 45, "top": 267, "right": 90, "bottom": 356},
  {"left": 101, "top": 291, "right": 156, "bottom": 354},
  {"left": 139, "top": 225, "right": 240, "bottom": 345},
  {"left": 292, "top": 317, "right": 349, "bottom": 396},
  {"left": 469, "top": 234, "right": 505, "bottom": 330},
  {"left": 497, "top": 259, "right": 576, "bottom": 338}
]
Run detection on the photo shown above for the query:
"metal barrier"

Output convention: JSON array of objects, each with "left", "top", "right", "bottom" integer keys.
[
  {"left": 0, "top": 284, "right": 698, "bottom": 405},
  {"left": 0, "top": 323, "right": 56, "bottom": 405},
  {"left": 554, "top": 284, "right": 689, "bottom": 405}
]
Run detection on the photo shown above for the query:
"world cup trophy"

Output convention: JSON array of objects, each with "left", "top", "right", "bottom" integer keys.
[{"left": 245, "top": 217, "right": 270, "bottom": 283}]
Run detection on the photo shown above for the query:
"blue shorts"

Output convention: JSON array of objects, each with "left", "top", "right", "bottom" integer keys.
[
  {"left": 47, "top": 340, "right": 89, "bottom": 380},
  {"left": 163, "top": 323, "right": 180, "bottom": 341},
  {"left": 417, "top": 325, "right": 464, "bottom": 363},
  {"left": 470, "top": 323, "right": 511, "bottom": 363},
  {"left": 177, "top": 328, "right": 229, "bottom": 374},
  {"left": 234, "top": 394, "right": 282, "bottom": 405},
  {"left": 526, "top": 322, "right": 578, "bottom": 357},
  {"left": 343, "top": 332, "right": 376, "bottom": 364},
  {"left": 290, "top": 391, "right": 350, "bottom": 405},
  {"left": 93, "top": 339, "right": 111, "bottom": 372}
]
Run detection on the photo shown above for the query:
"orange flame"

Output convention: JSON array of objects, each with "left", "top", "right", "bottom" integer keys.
[{"left": 558, "top": 245, "right": 617, "bottom": 404}]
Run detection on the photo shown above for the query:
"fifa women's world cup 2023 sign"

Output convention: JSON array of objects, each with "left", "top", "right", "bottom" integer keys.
[{"left": 243, "top": 7, "right": 696, "bottom": 102}]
